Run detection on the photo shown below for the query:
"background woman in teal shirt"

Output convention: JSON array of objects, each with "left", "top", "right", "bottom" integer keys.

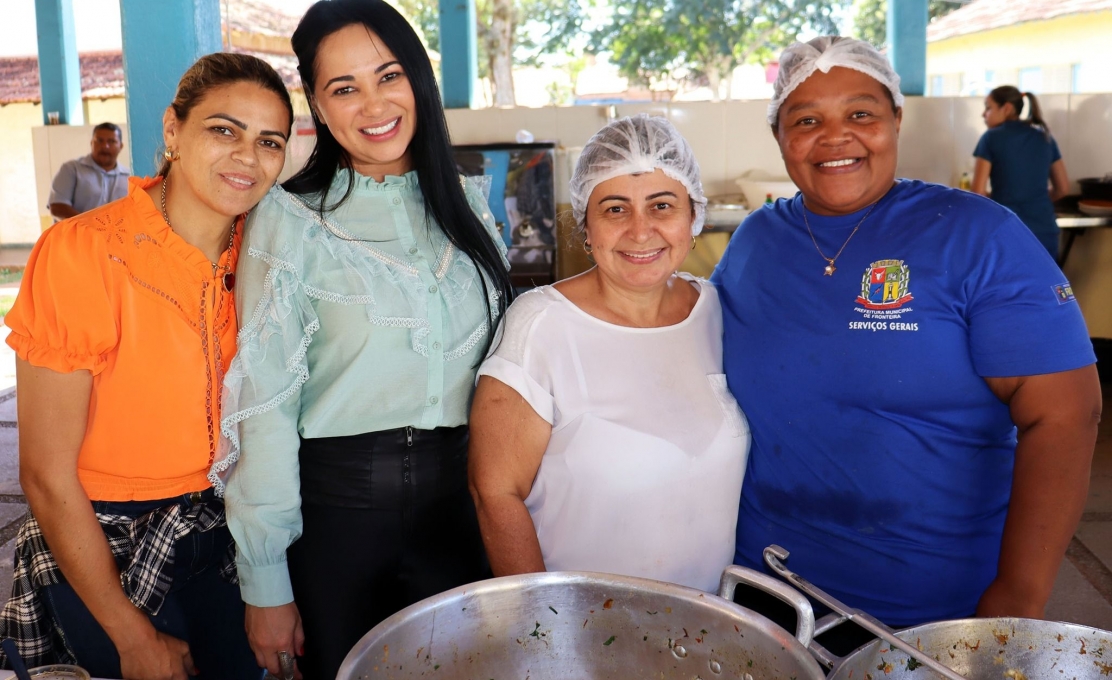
[
  {"left": 973, "top": 86, "right": 1070, "bottom": 258},
  {"left": 210, "top": 1, "right": 513, "bottom": 678}
]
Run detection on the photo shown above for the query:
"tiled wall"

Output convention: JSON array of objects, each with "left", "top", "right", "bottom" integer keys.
[{"left": 445, "top": 94, "right": 1112, "bottom": 200}]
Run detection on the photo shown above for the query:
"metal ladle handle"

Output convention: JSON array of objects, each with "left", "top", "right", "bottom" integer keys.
[{"left": 763, "top": 545, "right": 970, "bottom": 680}]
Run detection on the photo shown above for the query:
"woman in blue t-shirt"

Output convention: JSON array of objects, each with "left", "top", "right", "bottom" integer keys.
[{"left": 972, "top": 86, "right": 1070, "bottom": 258}]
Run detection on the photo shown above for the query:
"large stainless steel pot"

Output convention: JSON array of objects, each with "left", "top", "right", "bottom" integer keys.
[
  {"left": 338, "top": 568, "right": 827, "bottom": 680},
  {"left": 761, "top": 545, "right": 1112, "bottom": 680},
  {"left": 824, "top": 617, "right": 1112, "bottom": 680}
]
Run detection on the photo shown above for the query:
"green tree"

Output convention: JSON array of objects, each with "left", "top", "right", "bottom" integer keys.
[
  {"left": 851, "top": 0, "right": 961, "bottom": 47},
  {"left": 595, "top": 0, "right": 845, "bottom": 101},
  {"left": 392, "top": 0, "right": 585, "bottom": 106}
]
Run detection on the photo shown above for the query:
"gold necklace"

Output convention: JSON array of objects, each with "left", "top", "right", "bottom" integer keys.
[
  {"left": 802, "top": 199, "right": 881, "bottom": 276},
  {"left": 161, "top": 178, "right": 237, "bottom": 291}
]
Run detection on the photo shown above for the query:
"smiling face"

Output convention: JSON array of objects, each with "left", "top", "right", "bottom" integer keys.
[
  {"left": 774, "top": 67, "right": 902, "bottom": 216},
  {"left": 311, "top": 23, "right": 416, "bottom": 181},
  {"left": 163, "top": 81, "right": 290, "bottom": 222},
  {"left": 585, "top": 169, "right": 694, "bottom": 293},
  {"left": 982, "top": 96, "right": 1012, "bottom": 129}
]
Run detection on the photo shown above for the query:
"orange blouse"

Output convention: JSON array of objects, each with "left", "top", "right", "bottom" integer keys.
[{"left": 6, "top": 177, "right": 242, "bottom": 501}]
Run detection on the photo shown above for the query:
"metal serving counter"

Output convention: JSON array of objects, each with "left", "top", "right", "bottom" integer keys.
[{"left": 1057, "top": 211, "right": 1112, "bottom": 266}]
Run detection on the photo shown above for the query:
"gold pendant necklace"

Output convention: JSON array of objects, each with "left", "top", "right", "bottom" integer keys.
[
  {"left": 161, "top": 178, "right": 237, "bottom": 291},
  {"left": 802, "top": 199, "right": 881, "bottom": 276}
]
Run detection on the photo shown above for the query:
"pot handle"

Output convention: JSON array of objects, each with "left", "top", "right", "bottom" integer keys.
[
  {"left": 764, "top": 545, "right": 969, "bottom": 680},
  {"left": 717, "top": 564, "right": 816, "bottom": 647}
]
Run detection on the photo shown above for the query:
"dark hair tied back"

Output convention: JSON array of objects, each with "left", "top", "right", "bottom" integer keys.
[
  {"left": 989, "top": 85, "right": 1051, "bottom": 139},
  {"left": 159, "top": 53, "right": 294, "bottom": 177},
  {"left": 284, "top": 0, "right": 513, "bottom": 361}
]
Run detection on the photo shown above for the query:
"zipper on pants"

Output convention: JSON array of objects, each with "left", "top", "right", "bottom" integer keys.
[{"left": 403, "top": 427, "right": 413, "bottom": 486}]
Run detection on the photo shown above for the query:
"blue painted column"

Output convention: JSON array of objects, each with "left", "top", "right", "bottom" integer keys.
[
  {"left": 119, "top": 0, "right": 222, "bottom": 175},
  {"left": 439, "top": 0, "right": 478, "bottom": 108},
  {"left": 34, "top": 0, "right": 84, "bottom": 126},
  {"left": 887, "top": 0, "right": 928, "bottom": 97}
]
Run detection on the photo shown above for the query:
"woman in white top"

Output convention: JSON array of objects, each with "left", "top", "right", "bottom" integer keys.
[{"left": 468, "top": 114, "right": 749, "bottom": 592}]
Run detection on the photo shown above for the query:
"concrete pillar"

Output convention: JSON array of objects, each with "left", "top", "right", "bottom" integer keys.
[
  {"left": 887, "top": 0, "right": 928, "bottom": 97},
  {"left": 34, "top": 0, "right": 84, "bottom": 126},
  {"left": 439, "top": 0, "right": 478, "bottom": 108},
  {"left": 119, "top": 0, "right": 222, "bottom": 176}
]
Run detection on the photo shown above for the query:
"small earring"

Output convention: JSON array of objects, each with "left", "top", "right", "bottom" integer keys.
[
  {"left": 583, "top": 240, "right": 593, "bottom": 255},
  {"left": 692, "top": 236, "right": 697, "bottom": 250},
  {"left": 163, "top": 148, "right": 179, "bottom": 162}
]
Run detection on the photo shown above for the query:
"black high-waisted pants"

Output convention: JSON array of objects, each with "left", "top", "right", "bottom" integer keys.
[{"left": 288, "top": 426, "right": 489, "bottom": 680}]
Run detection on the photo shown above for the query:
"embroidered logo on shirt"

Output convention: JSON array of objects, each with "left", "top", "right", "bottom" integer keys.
[
  {"left": 849, "top": 259, "right": 918, "bottom": 332},
  {"left": 856, "top": 259, "right": 913, "bottom": 309},
  {"left": 1053, "top": 282, "right": 1076, "bottom": 305}
]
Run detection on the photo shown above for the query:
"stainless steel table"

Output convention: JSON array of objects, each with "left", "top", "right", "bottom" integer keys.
[{"left": 1057, "top": 213, "right": 1112, "bottom": 266}]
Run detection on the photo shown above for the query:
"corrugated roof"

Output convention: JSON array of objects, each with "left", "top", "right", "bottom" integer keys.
[{"left": 928, "top": 0, "right": 1112, "bottom": 41}]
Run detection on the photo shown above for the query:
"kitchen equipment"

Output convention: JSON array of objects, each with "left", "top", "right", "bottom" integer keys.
[
  {"left": 338, "top": 568, "right": 827, "bottom": 680},
  {"left": 763, "top": 545, "right": 1112, "bottom": 680},
  {"left": 1079, "top": 175, "right": 1112, "bottom": 202},
  {"left": 454, "top": 142, "right": 558, "bottom": 290},
  {"left": 763, "top": 545, "right": 967, "bottom": 680},
  {"left": 1078, "top": 199, "right": 1112, "bottom": 217},
  {"left": 705, "top": 193, "right": 751, "bottom": 230},
  {"left": 736, "top": 170, "right": 798, "bottom": 210}
]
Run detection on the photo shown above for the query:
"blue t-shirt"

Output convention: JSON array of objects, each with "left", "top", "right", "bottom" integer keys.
[
  {"left": 711, "top": 180, "right": 1093, "bottom": 626},
  {"left": 974, "top": 121, "right": 1061, "bottom": 234}
]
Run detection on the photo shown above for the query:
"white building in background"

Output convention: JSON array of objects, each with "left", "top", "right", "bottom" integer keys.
[{"left": 926, "top": 0, "right": 1112, "bottom": 96}]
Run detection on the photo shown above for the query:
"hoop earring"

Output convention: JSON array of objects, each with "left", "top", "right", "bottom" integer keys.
[
  {"left": 583, "top": 240, "right": 593, "bottom": 255},
  {"left": 692, "top": 236, "right": 697, "bottom": 250},
  {"left": 163, "top": 148, "right": 179, "bottom": 162}
]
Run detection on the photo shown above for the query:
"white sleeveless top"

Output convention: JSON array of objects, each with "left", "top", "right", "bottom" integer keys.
[{"left": 477, "top": 275, "right": 750, "bottom": 592}]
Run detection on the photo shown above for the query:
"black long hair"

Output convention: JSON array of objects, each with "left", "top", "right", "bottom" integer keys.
[
  {"left": 989, "top": 85, "right": 1051, "bottom": 139},
  {"left": 284, "top": 0, "right": 513, "bottom": 354}
]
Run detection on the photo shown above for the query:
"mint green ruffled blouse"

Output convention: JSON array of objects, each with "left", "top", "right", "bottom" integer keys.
[{"left": 210, "top": 170, "right": 507, "bottom": 606}]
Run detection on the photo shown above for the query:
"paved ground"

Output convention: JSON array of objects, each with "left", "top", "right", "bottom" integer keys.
[{"left": 0, "top": 243, "right": 1106, "bottom": 636}]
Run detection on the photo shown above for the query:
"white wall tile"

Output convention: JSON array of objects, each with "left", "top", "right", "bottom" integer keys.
[
  {"left": 445, "top": 108, "right": 504, "bottom": 145},
  {"left": 667, "top": 101, "right": 728, "bottom": 195},
  {"left": 497, "top": 106, "right": 560, "bottom": 145},
  {"left": 722, "top": 100, "right": 786, "bottom": 197},
  {"left": 554, "top": 105, "right": 610, "bottom": 151},
  {"left": 1065, "top": 93, "right": 1112, "bottom": 183},
  {"left": 950, "top": 97, "right": 985, "bottom": 182},
  {"left": 897, "top": 97, "right": 954, "bottom": 185}
]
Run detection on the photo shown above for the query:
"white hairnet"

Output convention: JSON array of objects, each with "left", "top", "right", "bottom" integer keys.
[
  {"left": 767, "top": 36, "right": 905, "bottom": 126},
  {"left": 570, "top": 113, "right": 707, "bottom": 236}
]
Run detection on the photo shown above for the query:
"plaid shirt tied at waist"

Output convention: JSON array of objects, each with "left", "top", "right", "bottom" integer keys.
[{"left": 0, "top": 498, "right": 236, "bottom": 668}]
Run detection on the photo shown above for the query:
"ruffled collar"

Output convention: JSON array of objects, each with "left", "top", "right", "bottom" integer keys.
[{"left": 333, "top": 168, "right": 420, "bottom": 194}]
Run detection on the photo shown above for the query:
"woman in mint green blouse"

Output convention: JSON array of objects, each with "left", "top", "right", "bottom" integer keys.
[{"left": 208, "top": 2, "right": 512, "bottom": 678}]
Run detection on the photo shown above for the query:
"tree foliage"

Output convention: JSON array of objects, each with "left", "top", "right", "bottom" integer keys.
[
  {"left": 594, "top": 0, "right": 845, "bottom": 100},
  {"left": 392, "top": 0, "right": 585, "bottom": 105},
  {"left": 851, "top": 0, "right": 961, "bottom": 47}
]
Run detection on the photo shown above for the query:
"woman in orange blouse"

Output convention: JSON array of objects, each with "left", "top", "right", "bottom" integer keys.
[{"left": 0, "top": 54, "right": 292, "bottom": 680}]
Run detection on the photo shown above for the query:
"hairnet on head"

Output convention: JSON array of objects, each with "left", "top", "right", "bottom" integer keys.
[
  {"left": 767, "top": 36, "right": 905, "bottom": 126},
  {"left": 570, "top": 113, "right": 707, "bottom": 236}
]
